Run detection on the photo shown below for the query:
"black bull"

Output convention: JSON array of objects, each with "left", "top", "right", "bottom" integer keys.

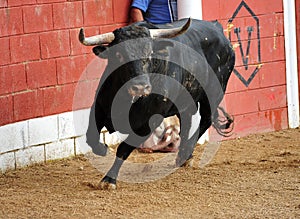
[{"left": 79, "top": 18, "right": 235, "bottom": 189}]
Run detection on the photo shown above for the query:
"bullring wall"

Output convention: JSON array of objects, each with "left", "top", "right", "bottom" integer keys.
[{"left": 0, "top": 0, "right": 298, "bottom": 172}]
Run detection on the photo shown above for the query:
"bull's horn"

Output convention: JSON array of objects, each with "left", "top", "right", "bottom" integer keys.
[
  {"left": 79, "top": 28, "right": 115, "bottom": 46},
  {"left": 150, "top": 18, "right": 191, "bottom": 39}
]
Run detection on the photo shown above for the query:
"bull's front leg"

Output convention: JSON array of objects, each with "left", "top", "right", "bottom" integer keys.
[
  {"left": 86, "top": 103, "right": 108, "bottom": 156},
  {"left": 99, "top": 142, "right": 135, "bottom": 190},
  {"left": 99, "top": 120, "right": 156, "bottom": 189}
]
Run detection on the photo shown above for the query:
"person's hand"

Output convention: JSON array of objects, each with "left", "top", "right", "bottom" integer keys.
[{"left": 130, "top": 7, "right": 144, "bottom": 23}]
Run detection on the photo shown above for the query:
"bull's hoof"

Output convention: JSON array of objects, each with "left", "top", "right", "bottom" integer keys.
[
  {"left": 176, "top": 155, "right": 194, "bottom": 168},
  {"left": 98, "top": 176, "right": 117, "bottom": 190},
  {"left": 91, "top": 142, "right": 108, "bottom": 156},
  {"left": 181, "top": 157, "right": 194, "bottom": 168},
  {"left": 98, "top": 181, "right": 116, "bottom": 190}
]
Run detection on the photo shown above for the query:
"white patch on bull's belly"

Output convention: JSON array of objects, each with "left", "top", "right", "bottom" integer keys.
[
  {"left": 188, "top": 103, "right": 201, "bottom": 139},
  {"left": 152, "top": 122, "right": 165, "bottom": 145},
  {"left": 116, "top": 131, "right": 129, "bottom": 141}
]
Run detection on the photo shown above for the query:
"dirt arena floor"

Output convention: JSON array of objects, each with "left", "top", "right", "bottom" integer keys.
[{"left": 0, "top": 128, "right": 299, "bottom": 218}]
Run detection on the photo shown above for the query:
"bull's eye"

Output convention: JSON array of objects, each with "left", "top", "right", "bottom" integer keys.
[{"left": 152, "top": 58, "right": 160, "bottom": 67}]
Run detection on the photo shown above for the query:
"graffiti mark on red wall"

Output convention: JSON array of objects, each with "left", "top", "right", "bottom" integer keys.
[{"left": 228, "top": 0, "right": 262, "bottom": 87}]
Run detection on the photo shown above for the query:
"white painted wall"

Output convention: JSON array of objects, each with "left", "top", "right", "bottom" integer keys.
[
  {"left": 0, "top": 109, "right": 122, "bottom": 173},
  {"left": 177, "top": 0, "right": 203, "bottom": 20}
]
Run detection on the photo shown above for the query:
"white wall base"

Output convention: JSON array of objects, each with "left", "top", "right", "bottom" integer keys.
[
  {"left": 0, "top": 107, "right": 210, "bottom": 173},
  {"left": 0, "top": 110, "right": 75, "bottom": 172},
  {"left": 0, "top": 108, "right": 129, "bottom": 173}
]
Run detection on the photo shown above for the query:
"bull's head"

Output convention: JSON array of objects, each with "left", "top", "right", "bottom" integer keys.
[{"left": 79, "top": 19, "right": 191, "bottom": 102}]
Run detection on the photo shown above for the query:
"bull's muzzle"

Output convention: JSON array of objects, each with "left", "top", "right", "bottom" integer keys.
[
  {"left": 128, "top": 76, "right": 152, "bottom": 103},
  {"left": 130, "top": 84, "right": 152, "bottom": 95}
]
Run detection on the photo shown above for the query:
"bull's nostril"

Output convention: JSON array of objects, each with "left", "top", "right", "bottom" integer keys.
[
  {"left": 145, "top": 85, "right": 151, "bottom": 90},
  {"left": 129, "top": 84, "right": 151, "bottom": 96},
  {"left": 131, "top": 86, "right": 139, "bottom": 92}
]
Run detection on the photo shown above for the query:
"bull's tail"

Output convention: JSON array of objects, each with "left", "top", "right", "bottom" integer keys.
[{"left": 212, "top": 106, "right": 234, "bottom": 137}]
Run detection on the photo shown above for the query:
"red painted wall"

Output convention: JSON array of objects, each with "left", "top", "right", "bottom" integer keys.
[
  {"left": 203, "top": 0, "right": 289, "bottom": 138},
  {"left": 0, "top": 0, "right": 131, "bottom": 126}
]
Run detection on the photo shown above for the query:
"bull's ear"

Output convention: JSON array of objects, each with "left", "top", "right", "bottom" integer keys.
[
  {"left": 92, "top": 46, "right": 108, "bottom": 59},
  {"left": 153, "top": 40, "right": 174, "bottom": 54}
]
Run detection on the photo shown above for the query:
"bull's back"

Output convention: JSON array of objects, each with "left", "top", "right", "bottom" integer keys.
[{"left": 159, "top": 19, "right": 235, "bottom": 92}]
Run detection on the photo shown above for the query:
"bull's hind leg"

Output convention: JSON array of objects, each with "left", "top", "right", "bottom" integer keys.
[
  {"left": 175, "top": 108, "right": 201, "bottom": 167},
  {"left": 176, "top": 117, "right": 212, "bottom": 167},
  {"left": 176, "top": 100, "right": 213, "bottom": 167},
  {"left": 99, "top": 142, "right": 135, "bottom": 190},
  {"left": 176, "top": 126, "right": 200, "bottom": 167}
]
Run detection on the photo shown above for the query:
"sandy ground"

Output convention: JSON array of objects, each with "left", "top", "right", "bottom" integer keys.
[{"left": 0, "top": 128, "right": 299, "bottom": 218}]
